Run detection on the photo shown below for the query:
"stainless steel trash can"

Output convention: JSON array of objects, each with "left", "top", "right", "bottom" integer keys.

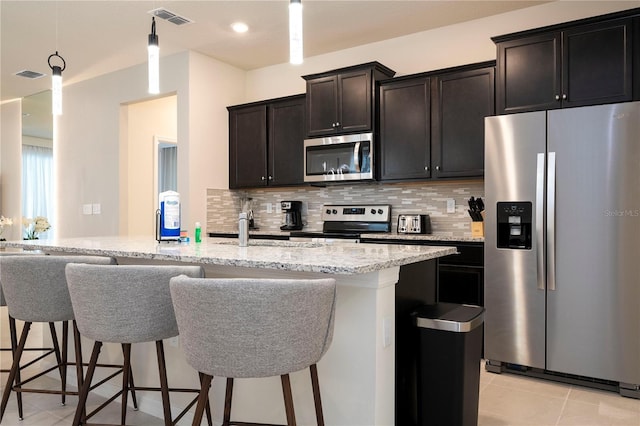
[{"left": 412, "top": 303, "right": 484, "bottom": 426}]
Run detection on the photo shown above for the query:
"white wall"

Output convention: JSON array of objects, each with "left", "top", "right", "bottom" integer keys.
[
  {"left": 0, "top": 100, "right": 23, "bottom": 241},
  {"left": 185, "top": 51, "right": 246, "bottom": 231},
  {"left": 56, "top": 51, "right": 245, "bottom": 238},
  {"left": 123, "top": 95, "right": 177, "bottom": 237},
  {"left": 244, "top": 1, "right": 636, "bottom": 101}
]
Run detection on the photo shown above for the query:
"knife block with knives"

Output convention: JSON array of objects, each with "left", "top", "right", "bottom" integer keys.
[{"left": 468, "top": 196, "right": 485, "bottom": 237}]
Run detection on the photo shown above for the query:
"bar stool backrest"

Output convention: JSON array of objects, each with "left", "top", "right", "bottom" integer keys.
[
  {"left": 0, "top": 255, "right": 116, "bottom": 323},
  {"left": 65, "top": 264, "right": 204, "bottom": 344},
  {"left": 170, "top": 276, "right": 337, "bottom": 378},
  {"left": 0, "top": 251, "right": 45, "bottom": 307}
]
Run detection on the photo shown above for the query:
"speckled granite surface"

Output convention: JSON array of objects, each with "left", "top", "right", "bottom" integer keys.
[{"left": 0, "top": 237, "right": 457, "bottom": 275}]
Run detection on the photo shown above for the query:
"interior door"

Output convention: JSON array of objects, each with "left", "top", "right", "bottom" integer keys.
[{"left": 546, "top": 102, "right": 640, "bottom": 383}]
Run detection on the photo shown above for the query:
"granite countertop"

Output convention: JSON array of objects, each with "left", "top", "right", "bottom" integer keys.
[
  {"left": 0, "top": 236, "right": 457, "bottom": 275},
  {"left": 208, "top": 228, "right": 484, "bottom": 243}
]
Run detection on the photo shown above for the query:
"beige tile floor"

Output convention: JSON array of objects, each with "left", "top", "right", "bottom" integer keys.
[{"left": 2, "top": 320, "right": 640, "bottom": 425}]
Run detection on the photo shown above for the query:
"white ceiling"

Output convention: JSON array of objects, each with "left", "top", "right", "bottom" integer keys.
[
  {"left": 1, "top": 0, "right": 551, "bottom": 103},
  {"left": 5, "top": 0, "right": 555, "bottom": 139}
]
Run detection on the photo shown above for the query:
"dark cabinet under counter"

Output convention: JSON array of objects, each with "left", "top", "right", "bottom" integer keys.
[
  {"left": 437, "top": 243, "right": 484, "bottom": 306},
  {"left": 360, "top": 238, "right": 484, "bottom": 306}
]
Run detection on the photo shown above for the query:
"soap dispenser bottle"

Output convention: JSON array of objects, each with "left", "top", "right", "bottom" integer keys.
[{"left": 238, "top": 213, "right": 249, "bottom": 247}]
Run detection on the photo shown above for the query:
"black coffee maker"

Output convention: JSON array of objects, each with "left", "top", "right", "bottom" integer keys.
[{"left": 280, "top": 201, "right": 303, "bottom": 231}]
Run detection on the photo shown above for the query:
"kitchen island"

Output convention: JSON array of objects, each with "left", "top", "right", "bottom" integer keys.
[{"left": 1, "top": 237, "right": 456, "bottom": 425}]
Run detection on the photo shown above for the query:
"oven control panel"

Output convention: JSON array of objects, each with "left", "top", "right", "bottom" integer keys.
[{"left": 321, "top": 204, "right": 391, "bottom": 222}]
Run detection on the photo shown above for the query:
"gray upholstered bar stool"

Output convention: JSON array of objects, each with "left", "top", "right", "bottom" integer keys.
[
  {"left": 0, "top": 250, "right": 52, "bottom": 419},
  {"left": 65, "top": 263, "right": 211, "bottom": 426},
  {"left": 0, "top": 251, "right": 50, "bottom": 371},
  {"left": 0, "top": 255, "right": 119, "bottom": 424},
  {"left": 169, "top": 276, "right": 337, "bottom": 426}
]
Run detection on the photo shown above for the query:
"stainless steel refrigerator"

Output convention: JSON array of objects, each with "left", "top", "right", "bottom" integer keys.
[{"left": 484, "top": 102, "right": 640, "bottom": 396}]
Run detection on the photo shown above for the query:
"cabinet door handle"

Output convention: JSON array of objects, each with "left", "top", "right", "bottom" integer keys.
[
  {"left": 335, "top": 122, "right": 340, "bottom": 127},
  {"left": 435, "top": 166, "right": 441, "bottom": 171},
  {"left": 562, "top": 94, "right": 567, "bottom": 100},
  {"left": 424, "top": 166, "right": 430, "bottom": 171},
  {"left": 555, "top": 95, "right": 560, "bottom": 101},
  {"left": 261, "top": 176, "right": 266, "bottom": 181},
  {"left": 268, "top": 175, "right": 273, "bottom": 181}
]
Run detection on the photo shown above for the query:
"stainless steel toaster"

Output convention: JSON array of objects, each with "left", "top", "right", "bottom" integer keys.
[{"left": 397, "top": 214, "right": 431, "bottom": 234}]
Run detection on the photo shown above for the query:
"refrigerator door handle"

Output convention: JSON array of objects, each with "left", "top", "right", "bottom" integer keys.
[
  {"left": 547, "top": 152, "right": 556, "bottom": 291},
  {"left": 536, "top": 153, "right": 545, "bottom": 290}
]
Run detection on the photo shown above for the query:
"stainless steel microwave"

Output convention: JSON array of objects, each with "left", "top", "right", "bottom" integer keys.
[{"left": 304, "top": 133, "right": 374, "bottom": 183}]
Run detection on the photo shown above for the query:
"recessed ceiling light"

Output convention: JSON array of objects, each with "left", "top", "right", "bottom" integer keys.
[{"left": 231, "top": 22, "right": 249, "bottom": 33}]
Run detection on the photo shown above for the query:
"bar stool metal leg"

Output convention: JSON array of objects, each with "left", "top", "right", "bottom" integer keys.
[
  {"left": 310, "top": 364, "right": 325, "bottom": 426},
  {"left": 156, "top": 340, "right": 172, "bottom": 426},
  {"left": 198, "top": 372, "right": 213, "bottom": 426},
  {"left": 73, "top": 340, "right": 103, "bottom": 426},
  {"left": 223, "top": 377, "right": 233, "bottom": 426},
  {"left": 8, "top": 315, "right": 24, "bottom": 419},
  {"left": 60, "top": 321, "right": 69, "bottom": 406},
  {"left": 281, "top": 374, "right": 297, "bottom": 426},
  {"left": 121, "top": 343, "right": 132, "bottom": 425},
  {"left": 0, "top": 321, "right": 31, "bottom": 422},
  {"left": 125, "top": 343, "right": 139, "bottom": 411},
  {"left": 193, "top": 374, "right": 212, "bottom": 426}
]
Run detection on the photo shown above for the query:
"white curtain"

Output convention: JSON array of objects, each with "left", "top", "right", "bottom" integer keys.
[{"left": 22, "top": 144, "right": 53, "bottom": 228}]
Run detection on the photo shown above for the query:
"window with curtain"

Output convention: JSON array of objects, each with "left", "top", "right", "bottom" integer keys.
[{"left": 22, "top": 144, "right": 53, "bottom": 234}]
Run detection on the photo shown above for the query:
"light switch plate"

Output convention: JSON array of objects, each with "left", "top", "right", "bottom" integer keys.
[
  {"left": 82, "top": 204, "right": 93, "bottom": 215},
  {"left": 92, "top": 203, "right": 101, "bottom": 215},
  {"left": 446, "top": 198, "right": 456, "bottom": 213}
]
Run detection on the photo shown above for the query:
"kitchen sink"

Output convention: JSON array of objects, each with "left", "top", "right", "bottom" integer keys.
[{"left": 211, "top": 239, "right": 322, "bottom": 248}]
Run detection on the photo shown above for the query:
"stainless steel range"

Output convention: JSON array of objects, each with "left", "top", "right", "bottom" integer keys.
[{"left": 289, "top": 204, "right": 391, "bottom": 242}]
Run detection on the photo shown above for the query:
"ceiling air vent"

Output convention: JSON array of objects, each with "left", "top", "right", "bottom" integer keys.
[
  {"left": 15, "top": 70, "right": 46, "bottom": 79},
  {"left": 149, "top": 8, "right": 194, "bottom": 26}
]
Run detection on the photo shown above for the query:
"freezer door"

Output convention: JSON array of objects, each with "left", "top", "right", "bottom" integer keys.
[
  {"left": 547, "top": 102, "right": 640, "bottom": 383},
  {"left": 484, "top": 111, "right": 547, "bottom": 369}
]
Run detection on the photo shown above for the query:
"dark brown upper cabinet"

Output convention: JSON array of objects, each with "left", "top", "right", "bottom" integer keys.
[
  {"left": 303, "top": 62, "right": 395, "bottom": 138},
  {"left": 228, "top": 95, "right": 305, "bottom": 189},
  {"left": 431, "top": 65, "right": 495, "bottom": 178},
  {"left": 495, "top": 15, "right": 634, "bottom": 114},
  {"left": 379, "top": 77, "right": 431, "bottom": 181},
  {"left": 379, "top": 62, "right": 494, "bottom": 182}
]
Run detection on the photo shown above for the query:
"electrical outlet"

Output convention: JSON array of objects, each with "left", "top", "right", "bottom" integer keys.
[
  {"left": 446, "top": 199, "right": 456, "bottom": 213},
  {"left": 266, "top": 203, "right": 273, "bottom": 214}
]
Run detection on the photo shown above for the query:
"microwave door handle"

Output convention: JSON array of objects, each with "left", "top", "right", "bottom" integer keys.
[{"left": 354, "top": 142, "right": 361, "bottom": 172}]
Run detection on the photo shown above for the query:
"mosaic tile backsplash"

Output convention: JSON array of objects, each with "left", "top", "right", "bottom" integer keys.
[{"left": 207, "top": 180, "right": 484, "bottom": 238}]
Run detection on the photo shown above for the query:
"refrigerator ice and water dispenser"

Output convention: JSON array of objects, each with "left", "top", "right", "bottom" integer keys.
[{"left": 496, "top": 202, "right": 532, "bottom": 249}]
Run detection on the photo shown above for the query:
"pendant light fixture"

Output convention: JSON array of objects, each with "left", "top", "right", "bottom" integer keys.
[
  {"left": 148, "top": 16, "right": 160, "bottom": 94},
  {"left": 289, "top": 0, "right": 303, "bottom": 64},
  {"left": 47, "top": 51, "right": 66, "bottom": 116}
]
